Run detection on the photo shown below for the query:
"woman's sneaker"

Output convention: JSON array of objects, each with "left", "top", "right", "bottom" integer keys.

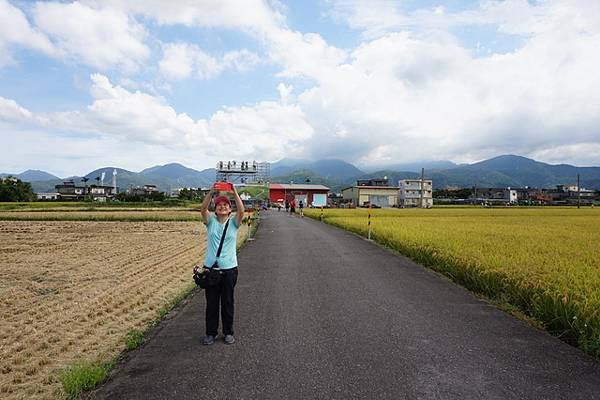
[
  {"left": 203, "top": 335, "right": 215, "bottom": 345},
  {"left": 224, "top": 334, "right": 235, "bottom": 344}
]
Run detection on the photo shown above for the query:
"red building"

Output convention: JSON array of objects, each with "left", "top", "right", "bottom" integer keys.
[{"left": 269, "top": 183, "right": 330, "bottom": 207}]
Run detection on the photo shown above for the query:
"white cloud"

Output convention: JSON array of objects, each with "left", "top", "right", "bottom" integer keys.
[
  {"left": 0, "top": 123, "right": 213, "bottom": 177},
  {"left": 0, "top": 97, "right": 34, "bottom": 122},
  {"left": 529, "top": 143, "right": 600, "bottom": 168},
  {"left": 265, "top": 0, "right": 598, "bottom": 166},
  {"left": 159, "top": 43, "right": 260, "bottom": 81},
  {"left": 457, "top": 0, "right": 600, "bottom": 36},
  {"left": 326, "top": 0, "right": 409, "bottom": 38},
  {"left": 265, "top": 28, "right": 348, "bottom": 81},
  {"left": 277, "top": 83, "right": 294, "bottom": 105},
  {"left": 32, "top": 1, "right": 150, "bottom": 72},
  {"left": 84, "top": 0, "right": 285, "bottom": 33},
  {"left": 1, "top": 74, "right": 314, "bottom": 163},
  {"left": 3, "top": 0, "right": 600, "bottom": 171},
  {"left": 0, "top": 0, "right": 55, "bottom": 67},
  {"left": 287, "top": 16, "right": 600, "bottom": 165}
]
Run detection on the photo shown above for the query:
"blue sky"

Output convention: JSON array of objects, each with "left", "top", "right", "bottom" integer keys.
[{"left": 1, "top": 0, "right": 599, "bottom": 177}]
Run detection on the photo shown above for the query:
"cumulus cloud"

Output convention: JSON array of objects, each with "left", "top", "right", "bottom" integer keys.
[
  {"left": 0, "top": 97, "right": 34, "bottom": 122},
  {"left": 2, "top": 0, "right": 600, "bottom": 170},
  {"left": 326, "top": 0, "right": 410, "bottom": 38},
  {"left": 291, "top": 22, "right": 600, "bottom": 165},
  {"left": 159, "top": 43, "right": 260, "bottom": 81},
  {"left": 81, "top": 74, "right": 313, "bottom": 159},
  {"left": 1, "top": 74, "right": 313, "bottom": 162},
  {"left": 277, "top": 0, "right": 600, "bottom": 166},
  {"left": 85, "top": 0, "right": 285, "bottom": 32},
  {"left": 32, "top": 1, "right": 150, "bottom": 72},
  {"left": 265, "top": 28, "right": 348, "bottom": 81},
  {"left": 0, "top": 0, "right": 55, "bottom": 67}
]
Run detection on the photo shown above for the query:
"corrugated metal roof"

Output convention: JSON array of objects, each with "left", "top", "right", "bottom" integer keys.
[{"left": 269, "top": 183, "right": 330, "bottom": 190}]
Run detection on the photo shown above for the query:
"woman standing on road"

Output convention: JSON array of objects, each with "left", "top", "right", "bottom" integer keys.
[{"left": 199, "top": 183, "right": 245, "bottom": 345}]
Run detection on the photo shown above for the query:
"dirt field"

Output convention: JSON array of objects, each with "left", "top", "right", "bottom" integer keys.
[{"left": 0, "top": 219, "right": 247, "bottom": 399}]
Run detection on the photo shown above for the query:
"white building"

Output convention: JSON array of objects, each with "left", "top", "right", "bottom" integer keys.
[
  {"left": 398, "top": 179, "right": 433, "bottom": 208},
  {"left": 36, "top": 192, "right": 59, "bottom": 200},
  {"left": 506, "top": 189, "right": 518, "bottom": 203}
]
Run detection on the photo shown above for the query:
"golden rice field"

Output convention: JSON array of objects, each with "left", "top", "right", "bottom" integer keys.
[
  {"left": 305, "top": 207, "right": 600, "bottom": 356},
  {"left": 0, "top": 212, "right": 249, "bottom": 399}
]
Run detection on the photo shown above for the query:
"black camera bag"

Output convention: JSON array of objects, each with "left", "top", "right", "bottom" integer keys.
[{"left": 194, "top": 218, "right": 230, "bottom": 288}]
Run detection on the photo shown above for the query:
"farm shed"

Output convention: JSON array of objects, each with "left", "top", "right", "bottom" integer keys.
[
  {"left": 269, "top": 183, "right": 330, "bottom": 207},
  {"left": 342, "top": 184, "right": 399, "bottom": 207}
]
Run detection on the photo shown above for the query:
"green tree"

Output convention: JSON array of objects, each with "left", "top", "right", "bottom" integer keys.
[
  {"left": 178, "top": 188, "right": 204, "bottom": 201},
  {"left": 148, "top": 191, "right": 166, "bottom": 201},
  {"left": 0, "top": 177, "right": 36, "bottom": 202}
]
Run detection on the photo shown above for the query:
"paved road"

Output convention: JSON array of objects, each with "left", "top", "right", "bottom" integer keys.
[{"left": 90, "top": 211, "right": 600, "bottom": 399}]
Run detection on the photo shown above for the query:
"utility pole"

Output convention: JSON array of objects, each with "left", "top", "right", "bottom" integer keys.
[
  {"left": 577, "top": 174, "right": 581, "bottom": 209},
  {"left": 420, "top": 168, "right": 425, "bottom": 208}
]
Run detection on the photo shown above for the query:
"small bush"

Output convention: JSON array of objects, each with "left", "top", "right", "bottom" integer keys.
[
  {"left": 125, "top": 329, "right": 144, "bottom": 350},
  {"left": 59, "top": 360, "right": 114, "bottom": 399}
]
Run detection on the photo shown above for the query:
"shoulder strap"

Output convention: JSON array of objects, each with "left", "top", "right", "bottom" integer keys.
[{"left": 215, "top": 218, "right": 230, "bottom": 258}]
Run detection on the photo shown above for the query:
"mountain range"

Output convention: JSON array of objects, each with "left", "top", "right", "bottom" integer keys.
[{"left": 2, "top": 155, "right": 599, "bottom": 193}]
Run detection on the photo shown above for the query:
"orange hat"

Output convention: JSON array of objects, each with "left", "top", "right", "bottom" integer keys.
[{"left": 214, "top": 195, "right": 231, "bottom": 207}]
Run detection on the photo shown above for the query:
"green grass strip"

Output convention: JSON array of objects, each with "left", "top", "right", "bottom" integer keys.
[
  {"left": 58, "top": 359, "right": 116, "bottom": 399},
  {"left": 124, "top": 329, "right": 145, "bottom": 351}
]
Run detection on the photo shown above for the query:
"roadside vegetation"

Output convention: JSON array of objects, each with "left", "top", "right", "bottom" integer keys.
[{"left": 304, "top": 207, "right": 600, "bottom": 356}]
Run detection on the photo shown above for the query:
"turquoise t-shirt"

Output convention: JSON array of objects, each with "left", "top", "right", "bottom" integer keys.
[{"left": 203, "top": 215, "right": 240, "bottom": 269}]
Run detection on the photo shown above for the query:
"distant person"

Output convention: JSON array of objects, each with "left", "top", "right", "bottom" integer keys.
[
  {"left": 285, "top": 200, "right": 290, "bottom": 213},
  {"left": 199, "top": 183, "right": 245, "bottom": 345},
  {"left": 290, "top": 199, "right": 296, "bottom": 214},
  {"left": 299, "top": 200, "right": 304, "bottom": 217}
]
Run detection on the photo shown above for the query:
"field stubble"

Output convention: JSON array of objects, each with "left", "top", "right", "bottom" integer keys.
[
  {"left": 0, "top": 214, "right": 248, "bottom": 399},
  {"left": 305, "top": 207, "right": 600, "bottom": 355}
]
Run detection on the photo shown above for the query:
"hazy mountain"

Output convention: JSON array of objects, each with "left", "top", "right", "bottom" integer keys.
[
  {"left": 141, "top": 163, "right": 202, "bottom": 179},
  {"left": 140, "top": 163, "right": 214, "bottom": 188},
  {"left": 271, "top": 158, "right": 312, "bottom": 168},
  {"left": 85, "top": 167, "right": 137, "bottom": 182},
  {"left": 27, "top": 164, "right": 216, "bottom": 193},
  {"left": 357, "top": 170, "right": 421, "bottom": 185},
  {"left": 363, "top": 160, "right": 458, "bottom": 173},
  {"left": 270, "top": 169, "right": 343, "bottom": 191},
  {"left": 19, "top": 170, "right": 61, "bottom": 181},
  {"left": 441, "top": 155, "right": 600, "bottom": 189},
  {"left": 271, "top": 155, "right": 600, "bottom": 190},
  {"left": 13, "top": 154, "right": 600, "bottom": 194},
  {"left": 271, "top": 159, "right": 365, "bottom": 181},
  {"left": 0, "top": 170, "right": 61, "bottom": 181}
]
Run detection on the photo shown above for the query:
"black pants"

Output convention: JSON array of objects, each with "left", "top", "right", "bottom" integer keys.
[{"left": 205, "top": 268, "right": 238, "bottom": 336}]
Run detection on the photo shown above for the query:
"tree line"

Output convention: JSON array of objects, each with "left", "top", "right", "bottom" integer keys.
[{"left": 0, "top": 177, "right": 36, "bottom": 202}]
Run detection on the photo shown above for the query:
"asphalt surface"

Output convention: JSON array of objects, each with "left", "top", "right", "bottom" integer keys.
[{"left": 89, "top": 210, "right": 600, "bottom": 400}]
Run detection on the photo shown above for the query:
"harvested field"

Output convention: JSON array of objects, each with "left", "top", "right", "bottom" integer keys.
[{"left": 0, "top": 219, "right": 248, "bottom": 399}]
